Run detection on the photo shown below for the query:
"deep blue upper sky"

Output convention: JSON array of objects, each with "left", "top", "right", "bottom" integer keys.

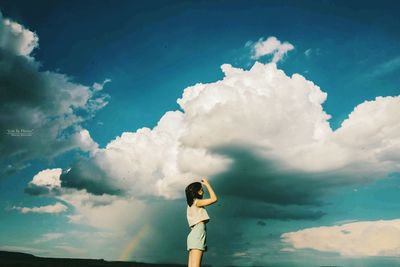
[{"left": 2, "top": 0, "right": 399, "bottom": 146}]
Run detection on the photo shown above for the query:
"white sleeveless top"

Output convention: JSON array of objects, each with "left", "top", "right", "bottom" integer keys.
[{"left": 187, "top": 198, "right": 210, "bottom": 227}]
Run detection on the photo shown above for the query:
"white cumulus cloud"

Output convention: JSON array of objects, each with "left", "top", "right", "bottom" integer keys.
[
  {"left": 72, "top": 129, "right": 99, "bottom": 155},
  {"left": 0, "top": 13, "right": 39, "bottom": 57},
  {"left": 252, "top": 36, "right": 294, "bottom": 62},
  {"left": 30, "top": 168, "right": 62, "bottom": 188},
  {"left": 282, "top": 219, "right": 400, "bottom": 257}
]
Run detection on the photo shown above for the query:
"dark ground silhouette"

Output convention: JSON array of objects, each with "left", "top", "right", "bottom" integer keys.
[
  {"left": 0, "top": 251, "right": 186, "bottom": 267},
  {"left": 0, "top": 251, "right": 344, "bottom": 267}
]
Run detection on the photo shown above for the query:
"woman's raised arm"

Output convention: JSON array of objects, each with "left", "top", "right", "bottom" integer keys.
[{"left": 196, "top": 178, "right": 218, "bottom": 207}]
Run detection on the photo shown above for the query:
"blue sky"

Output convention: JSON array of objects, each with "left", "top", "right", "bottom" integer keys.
[{"left": 1, "top": 1, "right": 400, "bottom": 266}]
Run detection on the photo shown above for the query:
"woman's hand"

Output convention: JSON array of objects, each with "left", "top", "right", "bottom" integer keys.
[
  {"left": 196, "top": 178, "right": 217, "bottom": 207},
  {"left": 201, "top": 178, "right": 210, "bottom": 186}
]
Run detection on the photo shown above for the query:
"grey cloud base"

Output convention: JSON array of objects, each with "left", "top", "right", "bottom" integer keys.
[{"left": 60, "top": 157, "right": 123, "bottom": 196}]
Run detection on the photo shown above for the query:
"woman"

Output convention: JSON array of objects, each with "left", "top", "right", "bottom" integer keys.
[{"left": 185, "top": 178, "right": 218, "bottom": 267}]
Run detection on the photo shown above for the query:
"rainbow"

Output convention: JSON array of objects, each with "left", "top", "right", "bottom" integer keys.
[{"left": 119, "top": 224, "right": 150, "bottom": 261}]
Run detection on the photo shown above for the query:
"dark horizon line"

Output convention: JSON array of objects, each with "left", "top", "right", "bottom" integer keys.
[
  {"left": 0, "top": 250, "right": 187, "bottom": 267},
  {"left": 0, "top": 250, "right": 344, "bottom": 267}
]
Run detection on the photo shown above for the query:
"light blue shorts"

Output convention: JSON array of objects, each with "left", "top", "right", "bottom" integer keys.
[{"left": 187, "top": 222, "right": 207, "bottom": 251}]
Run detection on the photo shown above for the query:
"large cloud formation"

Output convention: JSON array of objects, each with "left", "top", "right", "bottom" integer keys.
[
  {"left": 56, "top": 62, "right": 333, "bottom": 199},
  {"left": 9, "top": 23, "right": 397, "bottom": 263},
  {"left": 53, "top": 62, "right": 400, "bottom": 202},
  {"left": 0, "top": 12, "right": 109, "bottom": 177},
  {"left": 25, "top": 54, "right": 400, "bottom": 263}
]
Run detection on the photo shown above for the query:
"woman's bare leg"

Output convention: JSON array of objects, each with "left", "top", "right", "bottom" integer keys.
[
  {"left": 188, "top": 250, "right": 192, "bottom": 267},
  {"left": 190, "top": 249, "right": 203, "bottom": 267}
]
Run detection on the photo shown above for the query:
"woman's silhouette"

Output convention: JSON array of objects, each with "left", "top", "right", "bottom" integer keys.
[{"left": 185, "top": 178, "right": 218, "bottom": 267}]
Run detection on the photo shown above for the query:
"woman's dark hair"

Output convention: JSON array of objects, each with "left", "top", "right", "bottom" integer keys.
[{"left": 185, "top": 182, "right": 203, "bottom": 206}]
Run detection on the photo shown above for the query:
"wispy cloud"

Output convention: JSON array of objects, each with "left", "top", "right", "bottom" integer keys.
[
  {"left": 13, "top": 202, "right": 67, "bottom": 214},
  {"left": 93, "top": 78, "right": 112, "bottom": 92},
  {"left": 54, "top": 245, "right": 85, "bottom": 255},
  {"left": 370, "top": 56, "right": 400, "bottom": 77},
  {"left": 304, "top": 48, "right": 321, "bottom": 57},
  {"left": 34, "top": 233, "right": 64, "bottom": 244}
]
